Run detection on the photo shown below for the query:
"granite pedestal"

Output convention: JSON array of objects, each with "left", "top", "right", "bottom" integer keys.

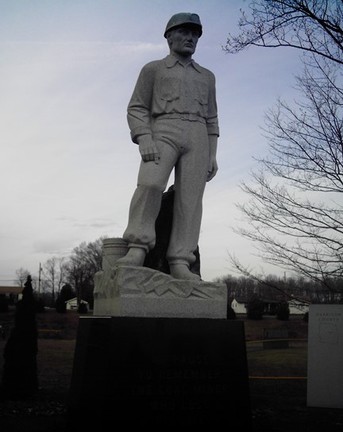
[{"left": 66, "top": 316, "right": 252, "bottom": 430}]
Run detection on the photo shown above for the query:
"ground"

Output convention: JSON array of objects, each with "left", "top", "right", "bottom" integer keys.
[{"left": 0, "top": 309, "right": 342, "bottom": 431}]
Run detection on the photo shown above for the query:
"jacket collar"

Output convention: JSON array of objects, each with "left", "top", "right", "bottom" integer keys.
[{"left": 165, "top": 54, "right": 202, "bottom": 73}]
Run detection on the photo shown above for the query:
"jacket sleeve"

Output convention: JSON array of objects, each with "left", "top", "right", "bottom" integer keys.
[
  {"left": 127, "top": 62, "right": 156, "bottom": 144},
  {"left": 206, "top": 71, "right": 220, "bottom": 137}
]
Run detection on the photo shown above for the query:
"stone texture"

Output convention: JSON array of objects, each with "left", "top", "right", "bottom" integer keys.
[
  {"left": 93, "top": 265, "right": 227, "bottom": 318},
  {"left": 144, "top": 185, "right": 201, "bottom": 276},
  {"left": 307, "top": 304, "right": 343, "bottom": 408}
]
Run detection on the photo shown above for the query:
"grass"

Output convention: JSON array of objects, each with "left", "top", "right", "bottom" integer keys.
[
  {"left": 37, "top": 339, "right": 76, "bottom": 396},
  {"left": 247, "top": 346, "right": 308, "bottom": 378}
]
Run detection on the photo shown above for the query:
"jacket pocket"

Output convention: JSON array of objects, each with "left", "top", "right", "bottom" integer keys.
[
  {"left": 193, "top": 80, "right": 208, "bottom": 117},
  {"left": 157, "top": 77, "right": 180, "bottom": 101}
]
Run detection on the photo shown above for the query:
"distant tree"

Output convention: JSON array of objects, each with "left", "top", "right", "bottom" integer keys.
[
  {"left": 225, "top": 1, "right": 343, "bottom": 298},
  {"left": 276, "top": 301, "right": 290, "bottom": 320},
  {"left": 55, "top": 283, "right": 74, "bottom": 313},
  {"left": 39, "top": 237, "right": 104, "bottom": 310},
  {"left": 57, "top": 257, "right": 67, "bottom": 294},
  {"left": 15, "top": 267, "right": 30, "bottom": 287},
  {"left": 43, "top": 257, "right": 59, "bottom": 305},
  {"left": 0, "top": 295, "right": 8, "bottom": 312},
  {"left": 224, "top": 0, "right": 342, "bottom": 65},
  {"left": 65, "top": 238, "right": 104, "bottom": 308},
  {"left": 40, "top": 257, "right": 67, "bottom": 305},
  {"left": 218, "top": 273, "right": 259, "bottom": 299},
  {"left": 1, "top": 275, "right": 38, "bottom": 399},
  {"left": 247, "top": 296, "right": 265, "bottom": 319},
  {"left": 77, "top": 302, "right": 88, "bottom": 314}
]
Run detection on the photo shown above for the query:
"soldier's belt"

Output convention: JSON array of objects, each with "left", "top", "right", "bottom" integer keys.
[{"left": 154, "top": 113, "right": 206, "bottom": 124}]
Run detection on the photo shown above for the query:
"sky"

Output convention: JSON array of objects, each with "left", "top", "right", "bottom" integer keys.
[{"left": 0, "top": 0, "right": 303, "bottom": 285}]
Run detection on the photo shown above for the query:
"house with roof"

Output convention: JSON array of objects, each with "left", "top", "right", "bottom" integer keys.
[
  {"left": 288, "top": 299, "right": 309, "bottom": 315},
  {"left": 0, "top": 286, "right": 23, "bottom": 305},
  {"left": 231, "top": 297, "right": 248, "bottom": 314},
  {"left": 231, "top": 297, "right": 282, "bottom": 315},
  {"left": 65, "top": 297, "right": 89, "bottom": 312},
  {"left": 231, "top": 296, "right": 309, "bottom": 316}
]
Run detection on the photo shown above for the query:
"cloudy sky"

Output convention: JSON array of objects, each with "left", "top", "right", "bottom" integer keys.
[{"left": 0, "top": 0, "right": 303, "bottom": 284}]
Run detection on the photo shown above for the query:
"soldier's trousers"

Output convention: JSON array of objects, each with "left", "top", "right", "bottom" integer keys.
[{"left": 123, "top": 118, "right": 209, "bottom": 267}]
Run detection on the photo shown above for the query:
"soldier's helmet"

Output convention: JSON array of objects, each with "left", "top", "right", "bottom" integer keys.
[{"left": 164, "top": 13, "right": 202, "bottom": 38}]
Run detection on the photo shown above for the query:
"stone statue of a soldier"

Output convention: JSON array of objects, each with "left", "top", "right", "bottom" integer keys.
[{"left": 117, "top": 12, "right": 219, "bottom": 281}]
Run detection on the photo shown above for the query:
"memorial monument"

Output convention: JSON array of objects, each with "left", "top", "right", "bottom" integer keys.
[
  {"left": 93, "top": 11, "right": 227, "bottom": 319},
  {"left": 67, "top": 13, "right": 251, "bottom": 430}
]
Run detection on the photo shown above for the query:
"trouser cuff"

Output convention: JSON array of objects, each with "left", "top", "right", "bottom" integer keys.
[
  {"left": 168, "top": 259, "right": 190, "bottom": 267},
  {"left": 127, "top": 243, "right": 150, "bottom": 253}
]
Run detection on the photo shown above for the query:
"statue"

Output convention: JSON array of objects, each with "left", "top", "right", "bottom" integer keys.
[
  {"left": 93, "top": 13, "right": 225, "bottom": 318},
  {"left": 117, "top": 12, "right": 219, "bottom": 281}
]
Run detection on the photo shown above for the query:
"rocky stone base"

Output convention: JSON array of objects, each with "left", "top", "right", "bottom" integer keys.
[{"left": 93, "top": 265, "right": 227, "bottom": 319}]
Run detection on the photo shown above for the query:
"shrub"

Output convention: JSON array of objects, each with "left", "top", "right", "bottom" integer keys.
[
  {"left": 55, "top": 284, "right": 74, "bottom": 313},
  {"left": 35, "top": 297, "right": 45, "bottom": 313},
  {"left": 0, "top": 295, "right": 9, "bottom": 312},
  {"left": 247, "top": 297, "right": 264, "bottom": 320},
  {"left": 276, "top": 302, "right": 290, "bottom": 321},
  {"left": 78, "top": 303, "right": 88, "bottom": 314},
  {"left": 226, "top": 304, "right": 236, "bottom": 320},
  {"left": 55, "top": 297, "right": 66, "bottom": 313}
]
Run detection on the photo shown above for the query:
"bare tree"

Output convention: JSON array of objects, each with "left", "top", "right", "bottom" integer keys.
[
  {"left": 43, "top": 258, "right": 58, "bottom": 304},
  {"left": 38, "top": 237, "right": 105, "bottom": 308},
  {"left": 224, "top": 0, "right": 343, "bottom": 65},
  {"left": 225, "top": 1, "right": 343, "bottom": 298},
  {"left": 15, "top": 268, "right": 31, "bottom": 288},
  {"left": 57, "top": 257, "right": 67, "bottom": 294},
  {"left": 65, "top": 238, "right": 104, "bottom": 306}
]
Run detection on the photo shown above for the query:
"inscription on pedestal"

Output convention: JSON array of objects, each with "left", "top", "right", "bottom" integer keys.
[
  {"left": 307, "top": 305, "right": 343, "bottom": 408},
  {"left": 67, "top": 317, "right": 251, "bottom": 429}
]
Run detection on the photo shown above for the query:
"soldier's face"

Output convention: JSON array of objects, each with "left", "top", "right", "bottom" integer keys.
[{"left": 168, "top": 26, "right": 200, "bottom": 57}]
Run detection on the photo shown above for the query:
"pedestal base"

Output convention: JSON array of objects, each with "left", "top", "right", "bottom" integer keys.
[
  {"left": 66, "top": 316, "right": 252, "bottom": 430},
  {"left": 93, "top": 265, "right": 227, "bottom": 318}
]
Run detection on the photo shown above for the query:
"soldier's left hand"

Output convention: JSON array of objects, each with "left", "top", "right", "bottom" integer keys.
[{"left": 207, "top": 157, "right": 218, "bottom": 181}]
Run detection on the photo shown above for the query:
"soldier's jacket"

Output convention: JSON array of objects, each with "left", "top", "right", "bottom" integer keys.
[{"left": 127, "top": 54, "right": 219, "bottom": 143}]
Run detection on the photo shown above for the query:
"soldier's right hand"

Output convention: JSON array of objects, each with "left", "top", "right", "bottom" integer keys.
[{"left": 138, "top": 135, "right": 160, "bottom": 164}]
